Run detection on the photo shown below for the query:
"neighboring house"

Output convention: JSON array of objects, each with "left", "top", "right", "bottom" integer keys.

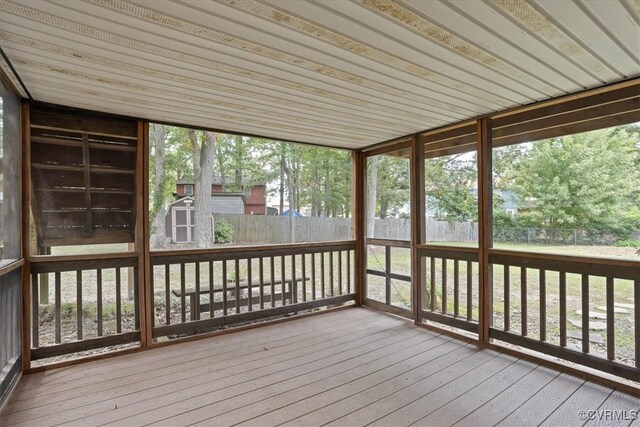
[{"left": 176, "top": 178, "right": 267, "bottom": 215}]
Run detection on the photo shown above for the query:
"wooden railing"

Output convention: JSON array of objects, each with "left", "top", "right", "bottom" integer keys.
[
  {"left": 417, "top": 245, "right": 479, "bottom": 334},
  {"left": 150, "top": 241, "right": 356, "bottom": 339},
  {"left": 489, "top": 250, "right": 639, "bottom": 381},
  {"left": 365, "top": 238, "right": 412, "bottom": 318},
  {"left": 29, "top": 254, "right": 140, "bottom": 361}
]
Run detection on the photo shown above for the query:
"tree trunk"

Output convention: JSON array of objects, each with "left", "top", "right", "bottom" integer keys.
[
  {"left": 279, "top": 150, "right": 285, "bottom": 215},
  {"left": 150, "top": 123, "right": 167, "bottom": 249},
  {"left": 282, "top": 153, "right": 295, "bottom": 243},
  {"left": 190, "top": 129, "right": 217, "bottom": 248},
  {"left": 366, "top": 156, "right": 379, "bottom": 238}
]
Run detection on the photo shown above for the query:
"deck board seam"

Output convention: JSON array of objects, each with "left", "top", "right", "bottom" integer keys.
[
  {"left": 3, "top": 320, "right": 411, "bottom": 422},
  {"left": 190, "top": 337, "right": 462, "bottom": 426},
  {"left": 119, "top": 330, "right": 444, "bottom": 426},
  {"left": 11, "top": 314, "right": 403, "bottom": 404}
]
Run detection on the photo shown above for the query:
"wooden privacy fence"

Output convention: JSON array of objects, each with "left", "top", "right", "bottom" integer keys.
[
  {"left": 150, "top": 241, "right": 356, "bottom": 339},
  {"left": 214, "top": 214, "right": 352, "bottom": 243},
  {"left": 213, "top": 214, "right": 478, "bottom": 244}
]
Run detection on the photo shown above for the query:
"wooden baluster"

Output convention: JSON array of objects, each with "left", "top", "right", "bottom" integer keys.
[
  {"left": 165, "top": 264, "right": 171, "bottom": 325},
  {"left": 559, "top": 271, "right": 567, "bottom": 347},
  {"left": 133, "top": 266, "right": 139, "bottom": 330},
  {"left": 209, "top": 261, "right": 214, "bottom": 318},
  {"left": 55, "top": 272, "right": 61, "bottom": 344},
  {"left": 430, "top": 257, "right": 436, "bottom": 311},
  {"left": 329, "top": 251, "right": 335, "bottom": 298},
  {"left": 582, "top": 274, "right": 589, "bottom": 353},
  {"left": 311, "top": 253, "right": 316, "bottom": 301},
  {"left": 247, "top": 258, "right": 253, "bottom": 311},
  {"left": 504, "top": 265, "right": 510, "bottom": 331},
  {"left": 194, "top": 262, "right": 201, "bottom": 320},
  {"left": 97, "top": 269, "right": 103, "bottom": 337},
  {"left": 281, "top": 256, "right": 286, "bottom": 305},
  {"left": 385, "top": 246, "right": 391, "bottom": 305},
  {"left": 540, "top": 269, "right": 546, "bottom": 342},
  {"left": 453, "top": 260, "right": 459, "bottom": 318},
  {"left": 235, "top": 259, "right": 241, "bottom": 313},
  {"left": 442, "top": 259, "right": 447, "bottom": 315},
  {"left": 259, "top": 257, "right": 265, "bottom": 309},
  {"left": 115, "top": 268, "right": 121, "bottom": 334},
  {"left": 467, "top": 261, "right": 472, "bottom": 321},
  {"left": 338, "top": 251, "right": 343, "bottom": 296},
  {"left": 270, "top": 257, "right": 275, "bottom": 307},
  {"left": 222, "top": 260, "right": 228, "bottom": 316},
  {"left": 606, "top": 276, "right": 614, "bottom": 361},
  {"left": 346, "top": 250, "right": 351, "bottom": 294},
  {"left": 77, "top": 270, "right": 84, "bottom": 339},
  {"left": 301, "top": 253, "right": 307, "bottom": 302},
  {"left": 180, "top": 263, "right": 186, "bottom": 323},
  {"left": 291, "top": 255, "right": 297, "bottom": 304},
  {"left": 321, "top": 252, "right": 326, "bottom": 299},
  {"left": 521, "top": 267, "right": 527, "bottom": 336},
  {"left": 149, "top": 267, "right": 155, "bottom": 328},
  {"left": 32, "top": 273, "right": 39, "bottom": 348}
]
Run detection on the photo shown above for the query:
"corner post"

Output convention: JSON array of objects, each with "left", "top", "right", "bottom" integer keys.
[
  {"left": 411, "top": 136, "right": 425, "bottom": 324},
  {"left": 20, "top": 101, "right": 31, "bottom": 370},
  {"left": 352, "top": 150, "right": 366, "bottom": 306},
  {"left": 477, "top": 118, "right": 493, "bottom": 343},
  {"left": 137, "top": 121, "right": 152, "bottom": 347}
]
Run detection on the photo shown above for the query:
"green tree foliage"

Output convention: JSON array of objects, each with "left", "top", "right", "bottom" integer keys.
[
  {"left": 375, "top": 155, "right": 409, "bottom": 219},
  {"left": 512, "top": 126, "right": 640, "bottom": 237},
  {"left": 425, "top": 153, "right": 477, "bottom": 221}
]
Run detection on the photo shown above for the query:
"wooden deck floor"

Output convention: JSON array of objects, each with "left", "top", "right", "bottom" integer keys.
[{"left": 1, "top": 307, "right": 638, "bottom": 426}]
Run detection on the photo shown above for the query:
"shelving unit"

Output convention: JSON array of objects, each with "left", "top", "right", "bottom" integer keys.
[{"left": 29, "top": 106, "right": 138, "bottom": 248}]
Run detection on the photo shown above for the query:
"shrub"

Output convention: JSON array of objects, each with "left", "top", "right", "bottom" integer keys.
[
  {"left": 613, "top": 239, "right": 640, "bottom": 248},
  {"left": 214, "top": 219, "right": 234, "bottom": 244}
]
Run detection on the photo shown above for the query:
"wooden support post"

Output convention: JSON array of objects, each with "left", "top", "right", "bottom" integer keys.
[
  {"left": 352, "top": 150, "right": 366, "bottom": 306},
  {"left": 138, "top": 120, "right": 151, "bottom": 348},
  {"left": 411, "top": 135, "right": 425, "bottom": 323},
  {"left": 477, "top": 118, "right": 493, "bottom": 343},
  {"left": 21, "top": 101, "right": 32, "bottom": 370}
]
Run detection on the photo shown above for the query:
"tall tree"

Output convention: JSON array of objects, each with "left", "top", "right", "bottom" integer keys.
[
  {"left": 150, "top": 123, "right": 168, "bottom": 248},
  {"left": 366, "top": 156, "right": 379, "bottom": 237},
  {"left": 189, "top": 129, "right": 217, "bottom": 248}
]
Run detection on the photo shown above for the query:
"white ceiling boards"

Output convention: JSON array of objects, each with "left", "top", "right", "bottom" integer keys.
[{"left": 1, "top": 0, "right": 638, "bottom": 148}]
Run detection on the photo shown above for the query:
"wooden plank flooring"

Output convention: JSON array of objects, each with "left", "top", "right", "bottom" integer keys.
[{"left": 1, "top": 307, "right": 638, "bottom": 426}]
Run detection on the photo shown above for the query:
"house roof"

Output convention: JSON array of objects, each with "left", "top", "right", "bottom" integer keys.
[
  {"left": 1, "top": 1, "right": 638, "bottom": 149},
  {"left": 177, "top": 178, "right": 264, "bottom": 186}
]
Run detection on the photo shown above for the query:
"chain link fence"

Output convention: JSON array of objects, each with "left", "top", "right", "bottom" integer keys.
[{"left": 493, "top": 228, "right": 630, "bottom": 246}]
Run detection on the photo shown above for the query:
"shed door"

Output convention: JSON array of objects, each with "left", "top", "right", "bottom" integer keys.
[{"left": 172, "top": 207, "right": 194, "bottom": 243}]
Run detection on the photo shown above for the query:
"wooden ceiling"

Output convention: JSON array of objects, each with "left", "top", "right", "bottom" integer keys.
[{"left": 1, "top": 0, "right": 639, "bottom": 148}]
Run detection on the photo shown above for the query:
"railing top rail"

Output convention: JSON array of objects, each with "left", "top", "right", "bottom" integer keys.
[
  {"left": 0, "top": 259, "right": 25, "bottom": 278},
  {"left": 489, "top": 249, "right": 639, "bottom": 280},
  {"left": 366, "top": 238, "right": 411, "bottom": 248},
  {"left": 30, "top": 254, "right": 138, "bottom": 273},
  {"left": 417, "top": 245, "right": 479, "bottom": 262},
  {"left": 416, "top": 244, "right": 479, "bottom": 253},
  {"left": 29, "top": 252, "right": 137, "bottom": 264},
  {"left": 150, "top": 240, "right": 356, "bottom": 265},
  {"left": 489, "top": 249, "right": 640, "bottom": 268}
]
